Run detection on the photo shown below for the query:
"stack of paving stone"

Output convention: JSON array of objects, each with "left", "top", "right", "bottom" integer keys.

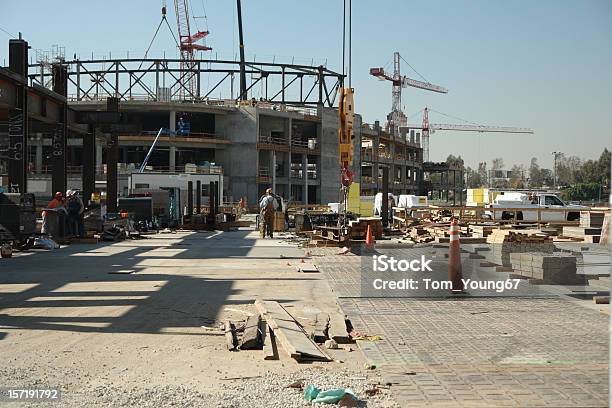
[
  {"left": 562, "top": 226, "right": 602, "bottom": 243},
  {"left": 487, "top": 230, "right": 554, "bottom": 267},
  {"left": 471, "top": 224, "right": 494, "bottom": 238},
  {"left": 509, "top": 252, "right": 585, "bottom": 284}
]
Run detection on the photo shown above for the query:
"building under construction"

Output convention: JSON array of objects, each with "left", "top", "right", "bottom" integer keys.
[{"left": 0, "top": 36, "right": 468, "bottom": 208}]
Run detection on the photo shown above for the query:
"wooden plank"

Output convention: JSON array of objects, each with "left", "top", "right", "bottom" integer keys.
[
  {"left": 594, "top": 296, "right": 610, "bottom": 305},
  {"left": 298, "top": 263, "right": 319, "bottom": 273},
  {"left": 312, "top": 312, "right": 330, "bottom": 343},
  {"left": 261, "top": 321, "right": 278, "bottom": 360},
  {"left": 239, "top": 314, "right": 262, "bottom": 350},
  {"left": 255, "top": 300, "right": 331, "bottom": 361},
  {"left": 328, "top": 313, "right": 350, "bottom": 344},
  {"left": 224, "top": 320, "right": 237, "bottom": 351}
]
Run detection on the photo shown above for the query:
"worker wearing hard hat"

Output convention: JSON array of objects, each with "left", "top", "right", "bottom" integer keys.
[
  {"left": 41, "top": 192, "right": 66, "bottom": 235},
  {"left": 259, "top": 188, "right": 278, "bottom": 238}
]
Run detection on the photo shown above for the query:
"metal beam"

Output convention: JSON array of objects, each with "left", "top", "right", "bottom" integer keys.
[
  {"left": 51, "top": 63, "right": 68, "bottom": 195},
  {"left": 28, "top": 58, "right": 344, "bottom": 107},
  {"left": 7, "top": 39, "right": 29, "bottom": 193},
  {"left": 82, "top": 126, "right": 96, "bottom": 207}
]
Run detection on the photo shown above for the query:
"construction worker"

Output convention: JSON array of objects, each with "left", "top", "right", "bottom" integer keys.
[
  {"left": 41, "top": 192, "right": 66, "bottom": 235},
  {"left": 66, "top": 190, "right": 85, "bottom": 237},
  {"left": 259, "top": 188, "right": 278, "bottom": 238}
]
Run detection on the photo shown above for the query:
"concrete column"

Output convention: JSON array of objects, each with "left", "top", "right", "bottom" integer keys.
[
  {"left": 303, "top": 154, "right": 308, "bottom": 204},
  {"left": 82, "top": 127, "right": 96, "bottom": 206},
  {"left": 287, "top": 118, "right": 292, "bottom": 196},
  {"left": 169, "top": 110, "right": 176, "bottom": 172},
  {"left": 272, "top": 151, "right": 277, "bottom": 191},
  {"left": 95, "top": 142, "right": 103, "bottom": 172},
  {"left": 106, "top": 133, "right": 118, "bottom": 213},
  {"left": 35, "top": 137, "right": 43, "bottom": 172}
]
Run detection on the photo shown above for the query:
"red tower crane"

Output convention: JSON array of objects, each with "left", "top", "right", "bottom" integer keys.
[
  {"left": 370, "top": 52, "right": 447, "bottom": 135},
  {"left": 170, "top": 0, "right": 211, "bottom": 99}
]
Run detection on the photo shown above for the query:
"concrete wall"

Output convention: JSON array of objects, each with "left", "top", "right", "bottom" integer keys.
[
  {"left": 215, "top": 106, "right": 258, "bottom": 204},
  {"left": 319, "top": 107, "right": 339, "bottom": 204}
]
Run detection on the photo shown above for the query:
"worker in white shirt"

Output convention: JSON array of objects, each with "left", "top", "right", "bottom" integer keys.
[{"left": 259, "top": 188, "right": 278, "bottom": 238}]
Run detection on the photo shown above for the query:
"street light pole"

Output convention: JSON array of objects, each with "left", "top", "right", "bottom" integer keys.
[{"left": 551, "top": 151, "right": 561, "bottom": 190}]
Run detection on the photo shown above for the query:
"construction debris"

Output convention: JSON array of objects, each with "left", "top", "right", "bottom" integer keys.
[
  {"left": 303, "top": 384, "right": 359, "bottom": 405},
  {"left": 311, "top": 312, "right": 330, "bottom": 343},
  {"left": 324, "top": 339, "right": 339, "bottom": 349},
  {"left": 239, "top": 314, "right": 262, "bottom": 350},
  {"left": 255, "top": 300, "right": 332, "bottom": 362},
  {"left": 224, "top": 320, "right": 238, "bottom": 351}
]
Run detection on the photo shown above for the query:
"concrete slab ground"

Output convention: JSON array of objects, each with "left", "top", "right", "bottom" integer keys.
[
  {"left": 314, "top": 247, "right": 609, "bottom": 407},
  {"left": 0, "top": 230, "right": 397, "bottom": 407}
]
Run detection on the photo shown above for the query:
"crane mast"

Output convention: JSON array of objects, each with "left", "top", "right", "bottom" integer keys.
[{"left": 172, "top": 0, "right": 211, "bottom": 99}]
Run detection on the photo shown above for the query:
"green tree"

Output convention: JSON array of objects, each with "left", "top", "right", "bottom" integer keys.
[
  {"left": 509, "top": 164, "right": 526, "bottom": 189},
  {"left": 446, "top": 154, "right": 465, "bottom": 169},
  {"left": 528, "top": 157, "right": 542, "bottom": 187},
  {"left": 598, "top": 148, "right": 611, "bottom": 186},
  {"left": 477, "top": 162, "right": 488, "bottom": 187}
]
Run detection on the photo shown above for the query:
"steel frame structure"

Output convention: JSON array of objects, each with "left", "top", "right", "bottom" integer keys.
[{"left": 28, "top": 58, "right": 344, "bottom": 107}]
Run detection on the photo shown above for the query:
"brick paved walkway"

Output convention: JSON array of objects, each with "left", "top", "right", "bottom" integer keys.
[{"left": 313, "top": 247, "right": 609, "bottom": 407}]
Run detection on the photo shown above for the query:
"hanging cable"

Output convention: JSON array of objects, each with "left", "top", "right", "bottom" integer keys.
[
  {"left": 407, "top": 108, "right": 425, "bottom": 121},
  {"left": 190, "top": 0, "right": 200, "bottom": 31},
  {"left": 342, "top": 0, "right": 346, "bottom": 80},
  {"left": 164, "top": 17, "right": 181, "bottom": 49},
  {"left": 382, "top": 55, "right": 393, "bottom": 74},
  {"left": 200, "top": 0, "right": 209, "bottom": 31},
  {"left": 399, "top": 54, "right": 430, "bottom": 84},
  {"left": 428, "top": 108, "right": 480, "bottom": 125},
  {"left": 0, "top": 26, "right": 16, "bottom": 38},
  {"left": 138, "top": 18, "right": 166, "bottom": 70},
  {"left": 348, "top": 0, "right": 352, "bottom": 88}
]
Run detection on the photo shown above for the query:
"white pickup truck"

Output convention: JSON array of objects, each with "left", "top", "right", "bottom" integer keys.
[{"left": 485, "top": 192, "right": 588, "bottom": 222}]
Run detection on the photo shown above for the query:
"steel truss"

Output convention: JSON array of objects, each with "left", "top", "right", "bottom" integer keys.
[{"left": 28, "top": 58, "right": 344, "bottom": 107}]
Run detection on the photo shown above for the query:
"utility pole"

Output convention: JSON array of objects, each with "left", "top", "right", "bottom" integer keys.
[{"left": 551, "top": 151, "right": 561, "bottom": 190}]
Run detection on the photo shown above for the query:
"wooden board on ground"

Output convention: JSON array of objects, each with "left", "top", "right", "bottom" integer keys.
[
  {"left": 255, "top": 300, "right": 331, "bottom": 362},
  {"left": 311, "top": 312, "right": 330, "bottom": 343},
  {"left": 593, "top": 296, "right": 610, "bottom": 305},
  {"left": 261, "top": 321, "right": 278, "bottom": 360},
  {"left": 298, "top": 263, "right": 319, "bottom": 273},
  {"left": 239, "top": 314, "right": 262, "bottom": 349},
  {"left": 600, "top": 213, "right": 610, "bottom": 246},
  {"left": 436, "top": 237, "right": 487, "bottom": 244},
  {"left": 328, "top": 312, "right": 350, "bottom": 344},
  {"left": 225, "top": 320, "right": 238, "bottom": 351}
]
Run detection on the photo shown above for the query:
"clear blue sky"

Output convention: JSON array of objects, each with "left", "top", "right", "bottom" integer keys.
[{"left": 2, "top": 0, "right": 610, "bottom": 170}]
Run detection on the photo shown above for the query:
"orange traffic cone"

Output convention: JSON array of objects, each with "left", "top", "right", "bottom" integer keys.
[
  {"left": 365, "top": 224, "right": 375, "bottom": 249},
  {"left": 448, "top": 218, "right": 464, "bottom": 293}
]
